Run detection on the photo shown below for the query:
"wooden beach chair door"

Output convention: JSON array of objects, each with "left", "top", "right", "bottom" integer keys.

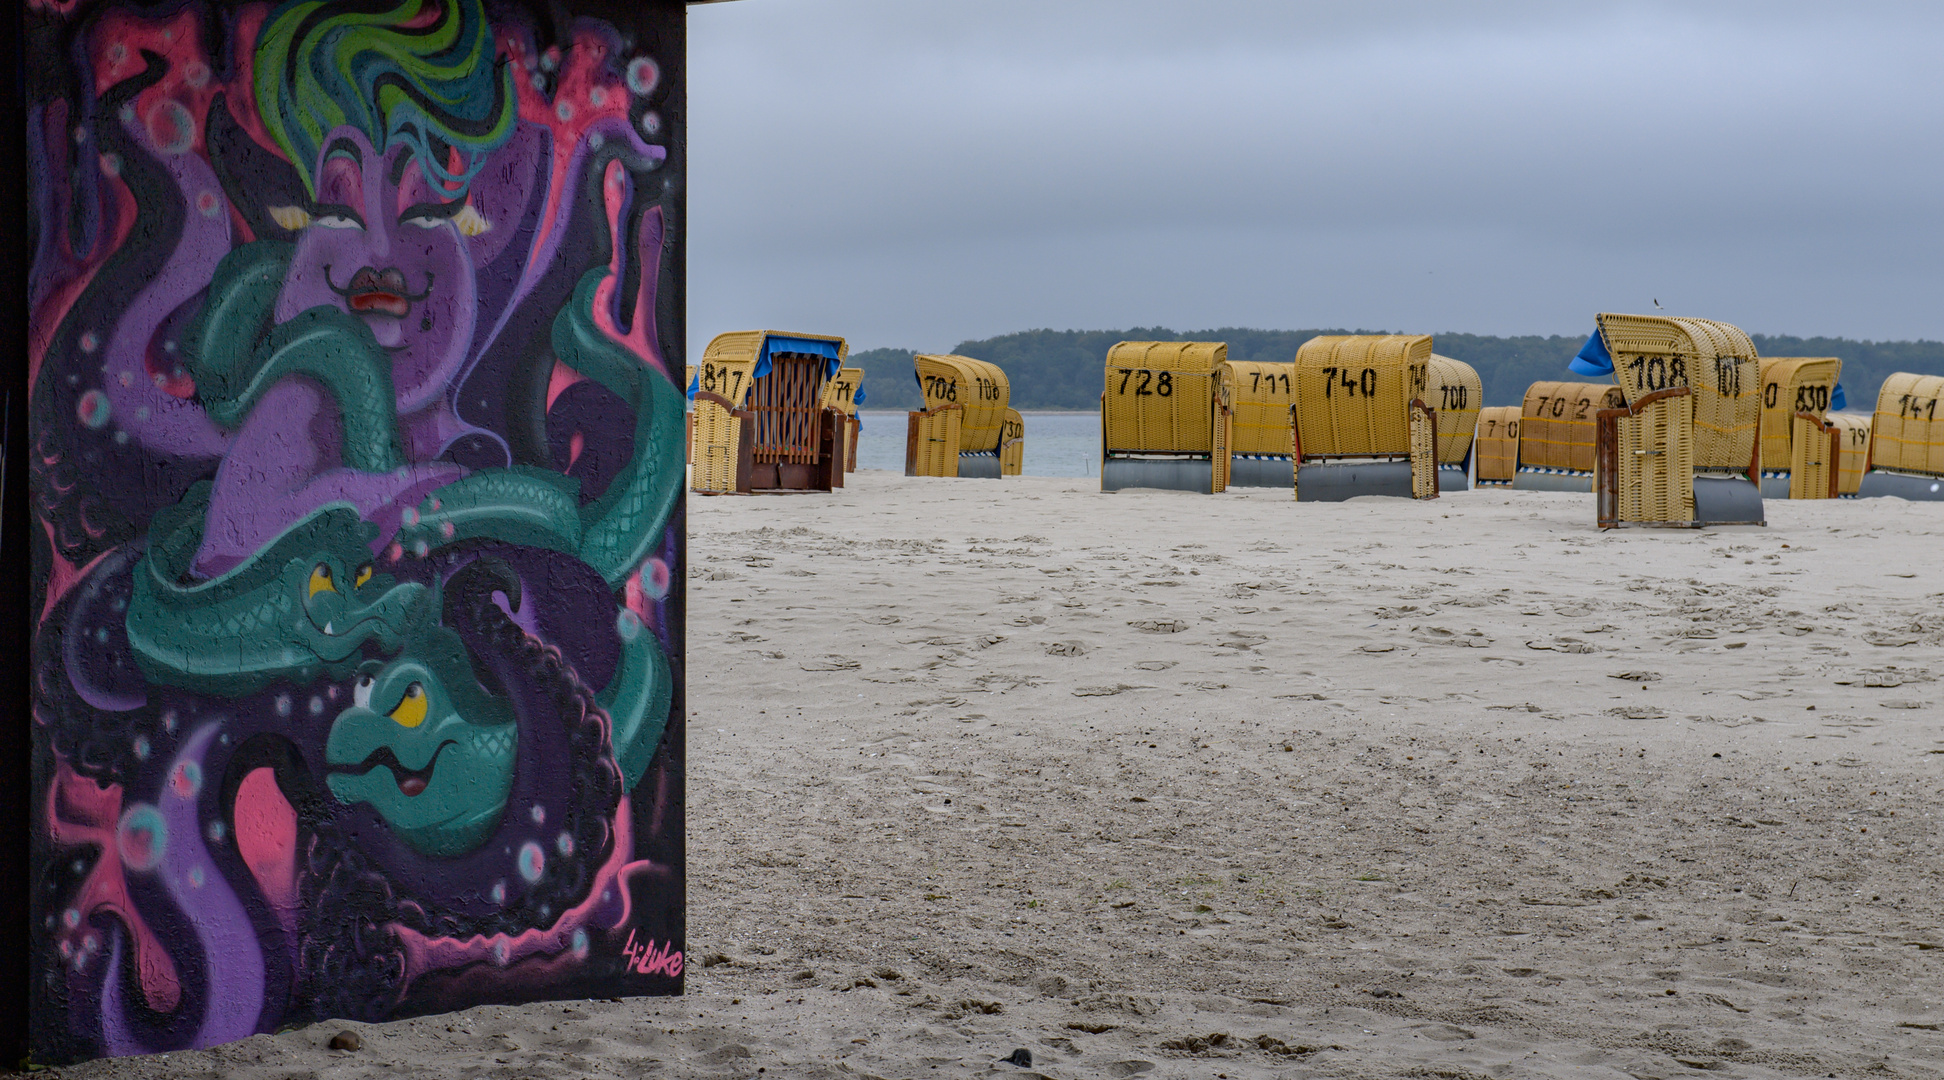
[
  {"left": 748, "top": 353, "right": 834, "bottom": 490},
  {"left": 1409, "top": 399, "right": 1440, "bottom": 499},
  {"left": 1210, "top": 378, "right": 1231, "bottom": 493},
  {"left": 1000, "top": 409, "right": 1026, "bottom": 476},
  {"left": 905, "top": 406, "right": 963, "bottom": 477},
  {"left": 1789, "top": 413, "right": 1840, "bottom": 500},
  {"left": 1597, "top": 388, "right": 1696, "bottom": 528}
]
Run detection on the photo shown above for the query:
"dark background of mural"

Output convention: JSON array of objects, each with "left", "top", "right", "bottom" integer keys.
[{"left": 15, "top": 0, "right": 687, "bottom": 1063}]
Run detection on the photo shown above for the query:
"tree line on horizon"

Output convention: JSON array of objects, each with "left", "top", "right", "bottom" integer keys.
[{"left": 849, "top": 327, "right": 1944, "bottom": 413}]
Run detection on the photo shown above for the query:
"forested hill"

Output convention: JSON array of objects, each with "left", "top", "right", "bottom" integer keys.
[{"left": 849, "top": 328, "right": 1944, "bottom": 412}]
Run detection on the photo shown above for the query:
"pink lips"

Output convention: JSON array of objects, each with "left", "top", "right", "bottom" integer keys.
[{"left": 345, "top": 266, "right": 413, "bottom": 318}]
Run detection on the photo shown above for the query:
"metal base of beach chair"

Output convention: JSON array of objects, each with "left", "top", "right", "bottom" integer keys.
[
  {"left": 1101, "top": 456, "right": 1216, "bottom": 494},
  {"left": 1439, "top": 465, "right": 1470, "bottom": 491},
  {"left": 1692, "top": 475, "right": 1765, "bottom": 525},
  {"left": 1225, "top": 456, "right": 1294, "bottom": 488},
  {"left": 956, "top": 453, "right": 1003, "bottom": 479},
  {"left": 1855, "top": 470, "right": 1944, "bottom": 500},
  {"left": 1295, "top": 460, "right": 1416, "bottom": 501},
  {"left": 1511, "top": 468, "right": 1596, "bottom": 492}
]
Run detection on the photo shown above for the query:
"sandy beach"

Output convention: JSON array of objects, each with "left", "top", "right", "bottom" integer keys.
[{"left": 61, "top": 472, "right": 1944, "bottom": 1080}]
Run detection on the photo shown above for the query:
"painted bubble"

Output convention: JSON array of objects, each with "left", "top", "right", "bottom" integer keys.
[
  {"left": 555, "top": 830, "right": 574, "bottom": 857},
  {"left": 517, "top": 841, "right": 545, "bottom": 883},
  {"left": 491, "top": 880, "right": 506, "bottom": 905},
  {"left": 145, "top": 99, "right": 195, "bottom": 156},
  {"left": 646, "top": 557, "right": 672, "bottom": 599},
  {"left": 639, "top": 111, "right": 661, "bottom": 137},
  {"left": 616, "top": 609, "right": 642, "bottom": 643},
  {"left": 530, "top": 804, "right": 545, "bottom": 825},
  {"left": 169, "top": 760, "right": 202, "bottom": 799},
  {"left": 572, "top": 928, "right": 589, "bottom": 958},
  {"left": 116, "top": 804, "right": 167, "bottom": 872},
  {"left": 626, "top": 56, "right": 659, "bottom": 96},
  {"left": 76, "top": 390, "right": 111, "bottom": 429}
]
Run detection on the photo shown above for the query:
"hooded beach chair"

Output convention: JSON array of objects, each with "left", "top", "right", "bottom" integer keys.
[
  {"left": 689, "top": 330, "right": 848, "bottom": 494},
  {"left": 1000, "top": 409, "right": 1026, "bottom": 476},
  {"left": 1425, "top": 355, "right": 1481, "bottom": 490},
  {"left": 822, "top": 366, "right": 865, "bottom": 473},
  {"left": 1288, "top": 335, "right": 1439, "bottom": 501},
  {"left": 1855, "top": 373, "right": 1944, "bottom": 500},
  {"left": 1474, "top": 405, "right": 1521, "bottom": 486},
  {"left": 1100, "top": 341, "right": 1227, "bottom": 493},
  {"left": 1590, "top": 314, "right": 1763, "bottom": 527},
  {"left": 1212, "top": 359, "right": 1297, "bottom": 488},
  {"left": 905, "top": 354, "right": 1014, "bottom": 478},
  {"left": 1510, "top": 381, "right": 1626, "bottom": 491},
  {"left": 1754, "top": 357, "right": 1842, "bottom": 499}
]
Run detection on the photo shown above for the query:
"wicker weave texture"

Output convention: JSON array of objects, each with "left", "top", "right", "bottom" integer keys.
[
  {"left": 823, "top": 366, "right": 865, "bottom": 414},
  {"left": 908, "top": 408, "right": 963, "bottom": 477},
  {"left": 915, "top": 354, "right": 1010, "bottom": 453},
  {"left": 1216, "top": 361, "right": 1297, "bottom": 456},
  {"left": 1757, "top": 357, "right": 1841, "bottom": 472},
  {"left": 690, "top": 399, "right": 742, "bottom": 493},
  {"left": 1829, "top": 414, "right": 1872, "bottom": 494},
  {"left": 1409, "top": 400, "right": 1439, "bottom": 499},
  {"left": 1000, "top": 409, "right": 1025, "bottom": 476},
  {"left": 1870, "top": 372, "right": 1944, "bottom": 477},
  {"left": 1425, "top": 356, "right": 1481, "bottom": 465},
  {"left": 1475, "top": 406, "right": 1521, "bottom": 481},
  {"left": 1788, "top": 414, "right": 1836, "bottom": 499},
  {"left": 1595, "top": 313, "right": 1759, "bottom": 471},
  {"left": 1290, "top": 335, "right": 1430, "bottom": 456},
  {"left": 696, "top": 331, "right": 768, "bottom": 407},
  {"left": 1616, "top": 394, "right": 1695, "bottom": 523},
  {"left": 1103, "top": 341, "right": 1225, "bottom": 454},
  {"left": 1519, "top": 381, "right": 1623, "bottom": 472}
]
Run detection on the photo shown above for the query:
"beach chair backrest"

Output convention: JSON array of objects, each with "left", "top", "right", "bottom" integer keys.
[
  {"left": 1595, "top": 313, "right": 1760, "bottom": 472},
  {"left": 1217, "top": 360, "right": 1297, "bottom": 456},
  {"left": 696, "top": 331, "right": 765, "bottom": 408},
  {"left": 1475, "top": 405, "right": 1521, "bottom": 481},
  {"left": 1290, "top": 335, "right": 1431, "bottom": 457},
  {"left": 1870, "top": 372, "right": 1944, "bottom": 478},
  {"left": 1425, "top": 355, "right": 1481, "bottom": 466},
  {"left": 1518, "top": 381, "right": 1624, "bottom": 472},
  {"left": 1829, "top": 413, "right": 1872, "bottom": 494},
  {"left": 1000, "top": 409, "right": 1025, "bottom": 476},
  {"left": 1103, "top": 341, "right": 1226, "bottom": 454},
  {"left": 1757, "top": 357, "right": 1841, "bottom": 472},
  {"left": 823, "top": 367, "right": 864, "bottom": 414},
  {"left": 915, "top": 354, "right": 1010, "bottom": 453}
]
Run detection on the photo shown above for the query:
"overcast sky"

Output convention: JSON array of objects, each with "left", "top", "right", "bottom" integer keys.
[{"left": 686, "top": 1, "right": 1944, "bottom": 355}]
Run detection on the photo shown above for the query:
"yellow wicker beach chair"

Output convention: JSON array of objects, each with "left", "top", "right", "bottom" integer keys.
[
  {"left": 1100, "top": 341, "right": 1226, "bottom": 492},
  {"left": 1787, "top": 412, "right": 1842, "bottom": 500},
  {"left": 1592, "top": 314, "right": 1763, "bottom": 526},
  {"left": 1212, "top": 359, "right": 1296, "bottom": 488},
  {"left": 906, "top": 354, "right": 1012, "bottom": 478},
  {"left": 1857, "top": 373, "right": 1944, "bottom": 499},
  {"left": 1000, "top": 409, "right": 1025, "bottom": 476},
  {"left": 690, "top": 330, "right": 848, "bottom": 494},
  {"left": 1829, "top": 414, "right": 1872, "bottom": 496},
  {"left": 1288, "top": 335, "right": 1437, "bottom": 501},
  {"left": 1425, "top": 355, "right": 1481, "bottom": 489},
  {"left": 822, "top": 366, "right": 864, "bottom": 473},
  {"left": 1511, "top": 381, "right": 1625, "bottom": 491},
  {"left": 1474, "top": 405, "right": 1521, "bottom": 485},
  {"left": 1755, "top": 357, "right": 1841, "bottom": 498}
]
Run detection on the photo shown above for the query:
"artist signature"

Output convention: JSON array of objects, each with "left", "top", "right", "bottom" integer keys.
[{"left": 620, "top": 929, "right": 684, "bottom": 977}]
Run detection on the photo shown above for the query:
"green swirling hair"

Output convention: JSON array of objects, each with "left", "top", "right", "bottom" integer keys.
[{"left": 254, "top": 0, "right": 518, "bottom": 199}]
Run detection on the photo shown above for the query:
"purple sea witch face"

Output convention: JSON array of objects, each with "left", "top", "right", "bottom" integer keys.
[{"left": 276, "top": 126, "right": 479, "bottom": 415}]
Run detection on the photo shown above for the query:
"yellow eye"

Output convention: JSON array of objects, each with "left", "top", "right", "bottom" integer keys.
[
  {"left": 388, "top": 683, "right": 427, "bottom": 728},
  {"left": 354, "top": 564, "right": 373, "bottom": 589},
  {"left": 308, "top": 564, "right": 336, "bottom": 598}
]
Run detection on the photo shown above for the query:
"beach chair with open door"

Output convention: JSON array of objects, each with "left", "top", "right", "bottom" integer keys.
[
  {"left": 689, "top": 330, "right": 848, "bottom": 494},
  {"left": 905, "top": 354, "right": 1014, "bottom": 478},
  {"left": 1592, "top": 313, "right": 1763, "bottom": 528}
]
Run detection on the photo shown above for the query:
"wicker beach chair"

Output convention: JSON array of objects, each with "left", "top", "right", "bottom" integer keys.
[
  {"left": 1755, "top": 357, "right": 1842, "bottom": 498},
  {"left": 822, "top": 366, "right": 864, "bottom": 473},
  {"left": 1512, "top": 381, "right": 1625, "bottom": 491},
  {"left": 1856, "top": 373, "right": 1944, "bottom": 499},
  {"left": 1829, "top": 414, "right": 1872, "bottom": 496},
  {"left": 1100, "top": 341, "right": 1227, "bottom": 493},
  {"left": 1288, "top": 335, "right": 1438, "bottom": 501},
  {"left": 1592, "top": 313, "right": 1763, "bottom": 527},
  {"left": 906, "top": 354, "right": 1013, "bottom": 478},
  {"left": 1425, "top": 355, "right": 1482, "bottom": 490},
  {"left": 1000, "top": 409, "right": 1026, "bottom": 476},
  {"left": 1212, "top": 359, "right": 1297, "bottom": 488},
  {"left": 1474, "top": 405, "right": 1521, "bottom": 485},
  {"left": 690, "top": 330, "right": 847, "bottom": 494}
]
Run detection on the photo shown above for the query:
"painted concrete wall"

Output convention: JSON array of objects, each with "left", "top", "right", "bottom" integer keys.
[{"left": 24, "top": 0, "right": 686, "bottom": 1062}]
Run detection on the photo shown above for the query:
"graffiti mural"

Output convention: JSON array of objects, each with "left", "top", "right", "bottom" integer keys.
[{"left": 25, "top": 0, "right": 686, "bottom": 1062}]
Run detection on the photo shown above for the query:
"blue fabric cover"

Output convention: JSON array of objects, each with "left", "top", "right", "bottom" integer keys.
[
  {"left": 685, "top": 334, "right": 844, "bottom": 401},
  {"left": 854, "top": 383, "right": 867, "bottom": 407},
  {"left": 1569, "top": 329, "right": 1613, "bottom": 376},
  {"left": 1832, "top": 383, "right": 1846, "bottom": 411}
]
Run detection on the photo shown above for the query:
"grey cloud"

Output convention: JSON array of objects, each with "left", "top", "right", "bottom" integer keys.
[{"left": 687, "top": 1, "right": 1944, "bottom": 353}]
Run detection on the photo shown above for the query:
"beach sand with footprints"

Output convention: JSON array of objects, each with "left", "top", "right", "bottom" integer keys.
[{"left": 65, "top": 472, "right": 1944, "bottom": 1080}]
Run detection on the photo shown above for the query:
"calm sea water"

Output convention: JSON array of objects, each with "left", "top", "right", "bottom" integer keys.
[{"left": 854, "top": 410, "right": 1101, "bottom": 478}]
